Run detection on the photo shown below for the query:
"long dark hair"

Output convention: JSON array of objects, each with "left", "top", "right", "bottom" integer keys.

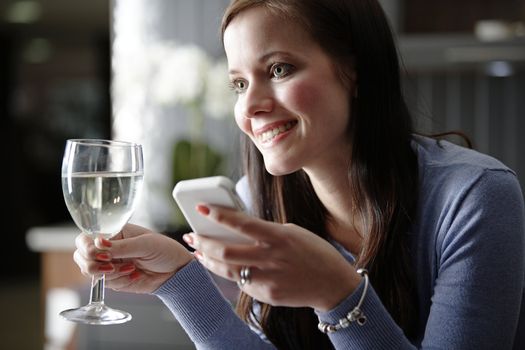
[{"left": 222, "top": 0, "right": 419, "bottom": 348}]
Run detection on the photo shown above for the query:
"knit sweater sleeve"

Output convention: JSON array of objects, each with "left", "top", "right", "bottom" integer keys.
[
  {"left": 319, "top": 168, "right": 525, "bottom": 349},
  {"left": 152, "top": 259, "right": 276, "bottom": 350},
  {"left": 316, "top": 278, "right": 413, "bottom": 349},
  {"left": 420, "top": 169, "right": 524, "bottom": 349}
]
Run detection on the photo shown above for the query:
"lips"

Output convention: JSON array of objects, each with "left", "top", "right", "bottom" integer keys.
[{"left": 255, "top": 120, "right": 298, "bottom": 143}]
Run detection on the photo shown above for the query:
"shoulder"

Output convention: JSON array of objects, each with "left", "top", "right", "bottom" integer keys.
[
  {"left": 413, "top": 134, "right": 515, "bottom": 176},
  {"left": 412, "top": 135, "right": 525, "bottom": 256},
  {"left": 413, "top": 135, "right": 520, "bottom": 202}
]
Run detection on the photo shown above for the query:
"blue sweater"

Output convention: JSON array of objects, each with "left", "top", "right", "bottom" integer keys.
[{"left": 154, "top": 136, "right": 525, "bottom": 349}]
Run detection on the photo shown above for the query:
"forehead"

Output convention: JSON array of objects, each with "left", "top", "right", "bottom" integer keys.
[{"left": 223, "top": 6, "right": 316, "bottom": 61}]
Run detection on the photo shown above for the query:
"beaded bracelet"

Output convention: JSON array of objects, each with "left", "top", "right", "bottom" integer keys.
[{"left": 317, "top": 268, "right": 369, "bottom": 334}]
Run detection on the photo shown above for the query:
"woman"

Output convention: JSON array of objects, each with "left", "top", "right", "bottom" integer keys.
[{"left": 74, "top": 0, "right": 525, "bottom": 349}]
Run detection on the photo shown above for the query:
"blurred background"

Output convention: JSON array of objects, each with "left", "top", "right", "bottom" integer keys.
[{"left": 0, "top": 0, "right": 524, "bottom": 349}]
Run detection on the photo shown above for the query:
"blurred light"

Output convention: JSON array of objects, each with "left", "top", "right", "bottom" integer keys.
[
  {"left": 23, "top": 38, "right": 53, "bottom": 63},
  {"left": 485, "top": 61, "right": 514, "bottom": 77},
  {"left": 5, "top": 1, "right": 42, "bottom": 24},
  {"left": 474, "top": 20, "right": 514, "bottom": 42},
  {"left": 45, "top": 288, "right": 79, "bottom": 349}
]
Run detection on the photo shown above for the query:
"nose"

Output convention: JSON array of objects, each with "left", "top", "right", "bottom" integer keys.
[{"left": 240, "top": 82, "right": 274, "bottom": 118}]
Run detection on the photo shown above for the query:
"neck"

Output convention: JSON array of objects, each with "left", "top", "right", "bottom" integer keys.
[{"left": 303, "top": 154, "right": 363, "bottom": 255}]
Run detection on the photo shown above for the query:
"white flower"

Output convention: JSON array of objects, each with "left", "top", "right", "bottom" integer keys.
[
  {"left": 147, "top": 41, "right": 178, "bottom": 67},
  {"left": 152, "top": 44, "right": 210, "bottom": 106},
  {"left": 112, "top": 47, "right": 153, "bottom": 102},
  {"left": 203, "top": 59, "right": 236, "bottom": 119}
]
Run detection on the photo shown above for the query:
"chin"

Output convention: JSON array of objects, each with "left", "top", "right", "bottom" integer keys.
[{"left": 263, "top": 160, "right": 300, "bottom": 177}]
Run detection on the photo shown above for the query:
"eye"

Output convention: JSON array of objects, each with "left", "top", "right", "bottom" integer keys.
[
  {"left": 229, "top": 79, "right": 248, "bottom": 94},
  {"left": 271, "top": 63, "right": 294, "bottom": 79}
]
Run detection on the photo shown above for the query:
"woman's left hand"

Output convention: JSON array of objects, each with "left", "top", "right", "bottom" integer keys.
[{"left": 183, "top": 205, "right": 362, "bottom": 312}]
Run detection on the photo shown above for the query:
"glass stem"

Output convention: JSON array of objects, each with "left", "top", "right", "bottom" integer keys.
[{"left": 89, "top": 274, "right": 105, "bottom": 305}]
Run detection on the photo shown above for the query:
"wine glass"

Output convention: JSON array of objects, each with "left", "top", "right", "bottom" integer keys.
[{"left": 60, "top": 139, "right": 144, "bottom": 325}]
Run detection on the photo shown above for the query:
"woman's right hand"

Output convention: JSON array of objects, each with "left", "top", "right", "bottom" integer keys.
[{"left": 73, "top": 223, "right": 194, "bottom": 294}]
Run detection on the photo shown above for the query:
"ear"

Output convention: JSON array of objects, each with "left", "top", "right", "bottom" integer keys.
[
  {"left": 348, "top": 70, "right": 358, "bottom": 99},
  {"left": 345, "top": 56, "right": 358, "bottom": 96},
  {"left": 348, "top": 68, "right": 357, "bottom": 84},
  {"left": 347, "top": 55, "right": 358, "bottom": 83},
  {"left": 334, "top": 57, "right": 358, "bottom": 93}
]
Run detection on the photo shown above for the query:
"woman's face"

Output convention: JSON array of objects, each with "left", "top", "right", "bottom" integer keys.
[{"left": 224, "top": 6, "right": 354, "bottom": 176}]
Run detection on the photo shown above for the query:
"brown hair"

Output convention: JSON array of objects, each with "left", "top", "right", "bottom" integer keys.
[{"left": 222, "top": 0, "right": 419, "bottom": 348}]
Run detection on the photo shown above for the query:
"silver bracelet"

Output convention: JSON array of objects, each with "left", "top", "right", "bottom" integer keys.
[{"left": 317, "top": 268, "right": 369, "bottom": 334}]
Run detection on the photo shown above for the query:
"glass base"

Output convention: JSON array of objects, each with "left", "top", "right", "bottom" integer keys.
[{"left": 60, "top": 302, "right": 132, "bottom": 325}]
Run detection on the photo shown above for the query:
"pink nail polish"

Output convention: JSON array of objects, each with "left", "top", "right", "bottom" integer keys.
[
  {"left": 96, "top": 253, "right": 111, "bottom": 261},
  {"left": 119, "top": 263, "right": 135, "bottom": 273},
  {"left": 129, "top": 271, "right": 141, "bottom": 280},
  {"left": 196, "top": 204, "right": 210, "bottom": 216},
  {"left": 100, "top": 238, "right": 112, "bottom": 247},
  {"left": 182, "top": 234, "right": 193, "bottom": 245},
  {"left": 98, "top": 264, "right": 114, "bottom": 272}
]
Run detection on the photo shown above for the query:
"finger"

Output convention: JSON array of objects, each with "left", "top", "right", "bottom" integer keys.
[
  {"left": 73, "top": 249, "right": 91, "bottom": 276},
  {"left": 101, "top": 234, "right": 152, "bottom": 260},
  {"left": 75, "top": 234, "right": 116, "bottom": 264},
  {"left": 105, "top": 273, "right": 139, "bottom": 291},
  {"left": 94, "top": 236, "right": 114, "bottom": 250},
  {"left": 73, "top": 250, "right": 114, "bottom": 276},
  {"left": 195, "top": 252, "right": 246, "bottom": 282},
  {"left": 112, "top": 223, "right": 155, "bottom": 240},
  {"left": 92, "top": 223, "right": 153, "bottom": 249},
  {"left": 203, "top": 205, "right": 281, "bottom": 244},
  {"left": 196, "top": 252, "right": 271, "bottom": 295},
  {"left": 103, "top": 262, "right": 136, "bottom": 281},
  {"left": 91, "top": 239, "right": 126, "bottom": 264},
  {"left": 189, "top": 233, "right": 271, "bottom": 266},
  {"left": 75, "top": 234, "right": 98, "bottom": 259}
]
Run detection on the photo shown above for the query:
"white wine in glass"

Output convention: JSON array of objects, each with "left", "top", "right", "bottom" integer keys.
[{"left": 60, "top": 139, "right": 144, "bottom": 325}]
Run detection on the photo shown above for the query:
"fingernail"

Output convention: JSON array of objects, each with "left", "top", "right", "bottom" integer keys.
[
  {"left": 119, "top": 263, "right": 135, "bottom": 273},
  {"left": 100, "top": 238, "right": 112, "bottom": 247},
  {"left": 196, "top": 204, "right": 210, "bottom": 216},
  {"left": 129, "top": 271, "right": 141, "bottom": 281},
  {"left": 182, "top": 234, "right": 193, "bottom": 245},
  {"left": 98, "top": 264, "right": 114, "bottom": 272},
  {"left": 194, "top": 251, "right": 203, "bottom": 260},
  {"left": 96, "top": 253, "right": 111, "bottom": 261}
]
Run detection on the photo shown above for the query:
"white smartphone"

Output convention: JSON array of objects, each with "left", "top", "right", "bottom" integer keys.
[{"left": 172, "top": 176, "right": 253, "bottom": 243}]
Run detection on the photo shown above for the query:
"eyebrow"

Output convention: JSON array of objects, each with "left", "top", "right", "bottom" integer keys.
[
  {"left": 259, "top": 50, "right": 291, "bottom": 62},
  {"left": 228, "top": 50, "right": 293, "bottom": 75}
]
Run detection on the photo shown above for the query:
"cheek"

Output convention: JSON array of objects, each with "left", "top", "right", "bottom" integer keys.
[
  {"left": 279, "top": 80, "right": 324, "bottom": 115},
  {"left": 285, "top": 79, "right": 350, "bottom": 131}
]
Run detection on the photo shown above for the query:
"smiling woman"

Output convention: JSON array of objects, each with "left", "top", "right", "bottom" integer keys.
[{"left": 225, "top": 11, "right": 355, "bottom": 179}]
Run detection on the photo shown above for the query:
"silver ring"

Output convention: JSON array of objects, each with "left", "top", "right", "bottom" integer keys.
[{"left": 238, "top": 266, "right": 251, "bottom": 287}]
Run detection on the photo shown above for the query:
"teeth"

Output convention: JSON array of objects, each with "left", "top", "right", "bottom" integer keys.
[{"left": 259, "top": 122, "right": 295, "bottom": 143}]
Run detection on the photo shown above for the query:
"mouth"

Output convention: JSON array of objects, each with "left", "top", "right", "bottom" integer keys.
[{"left": 255, "top": 120, "right": 298, "bottom": 144}]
